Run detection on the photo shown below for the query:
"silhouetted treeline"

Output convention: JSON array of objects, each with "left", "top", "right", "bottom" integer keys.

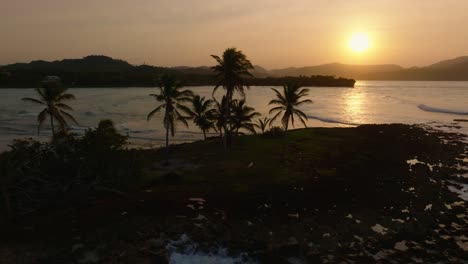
[{"left": 0, "top": 55, "right": 355, "bottom": 88}]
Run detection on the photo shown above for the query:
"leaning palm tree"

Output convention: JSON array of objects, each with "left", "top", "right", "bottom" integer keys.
[
  {"left": 231, "top": 99, "right": 260, "bottom": 135},
  {"left": 186, "top": 95, "right": 216, "bottom": 140},
  {"left": 147, "top": 74, "right": 193, "bottom": 149},
  {"left": 211, "top": 48, "right": 254, "bottom": 149},
  {"left": 253, "top": 117, "right": 272, "bottom": 134},
  {"left": 269, "top": 81, "right": 313, "bottom": 130},
  {"left": 22, "top": 79, "right": 78, "bottom": 137}
]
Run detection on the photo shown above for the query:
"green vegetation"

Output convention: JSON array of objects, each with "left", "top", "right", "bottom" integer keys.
[
  {"left": 0, "top": 120, "right": 139, "bottom": 218},
  {"left": 21, "top": 79, "right": 77, "bottom": 137}
]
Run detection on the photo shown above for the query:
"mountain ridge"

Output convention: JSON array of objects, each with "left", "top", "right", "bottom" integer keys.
[{"left": 1, "top": 55, "right": 468, "bottom": 85}]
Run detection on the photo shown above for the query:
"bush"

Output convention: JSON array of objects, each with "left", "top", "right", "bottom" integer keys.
[
  {"left": 0, "top": 120, "right": 140, "bottom": 218},
  {"left": 262, "top": 126, "right": 286, "bottom": 138}
]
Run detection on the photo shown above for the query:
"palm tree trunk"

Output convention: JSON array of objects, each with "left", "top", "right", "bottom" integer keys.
[
  {"left": 165, "top": 126, "right": 169, "bottom": 149},
  {"left": 203, "top": 130, "right": 206, "bottom": 140},
  {"left": 224, "top": 90, "right": 233, "bottom": 151},
  {"left": 50, "top": 114, "right": 56, "bottom": 137}
]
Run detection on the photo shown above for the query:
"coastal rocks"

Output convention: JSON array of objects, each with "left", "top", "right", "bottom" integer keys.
[
  {"left": 371, "top": 224, "right": 388, "bottom": 235},
  {"left": 394, "top": 241, "right": 408, "bottom": 251}
]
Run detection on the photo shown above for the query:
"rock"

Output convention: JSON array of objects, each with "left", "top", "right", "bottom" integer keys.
[
  {"left": 371, "top": 224, "right": 388, "bottom": 235},
  {"left": 394, "top": 241, "right": 408, "bottom": 251},
  {"left": 456, "top": 240, "right": 468, "bottom": 251}
]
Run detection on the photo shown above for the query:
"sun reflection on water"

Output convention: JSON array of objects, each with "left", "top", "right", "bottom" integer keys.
[{"left": 344, "top": 88, "right": 366, "bottom": 124}]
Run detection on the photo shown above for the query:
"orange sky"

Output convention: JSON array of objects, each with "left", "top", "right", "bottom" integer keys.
[{"left": 1, "top": 0, "right": 468, "bottom": 68}]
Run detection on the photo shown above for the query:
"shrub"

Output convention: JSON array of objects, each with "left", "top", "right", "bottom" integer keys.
[
  {"left": 0, "top": 120, "right": 140, "bottom": 218},
  {"left": 262, "top": 126, "right": 286, "bottom": 138}
]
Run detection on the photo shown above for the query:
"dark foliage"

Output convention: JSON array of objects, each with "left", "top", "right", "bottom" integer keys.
[
  {"left": 262, "top": 126, "right": 286, "bottom": 138},
  {"left": 0, "top": 120, "right": 140, "bottom": 218}
]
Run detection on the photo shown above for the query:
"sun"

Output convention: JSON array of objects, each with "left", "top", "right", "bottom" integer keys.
[{"left": 349, "top": 33, "right": 370, "bottom": 53}]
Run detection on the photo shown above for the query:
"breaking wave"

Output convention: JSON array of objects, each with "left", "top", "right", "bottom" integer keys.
[
  {"left": 307, "top": 115, "right": 359, "bottom": 126},
  {"left": 418, "top": 104, "right": 468, "bottom": 116}
]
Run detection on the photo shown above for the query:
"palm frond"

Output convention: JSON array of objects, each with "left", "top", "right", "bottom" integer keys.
[
  {"left": 60, "top": 110, "right": 79, "bottom": 125},
  {"left": 22, "top": 98, "right": 45, "bottom": 105},
  {"left": 147, "top": 104, "right": 164, "bottom": 121}
]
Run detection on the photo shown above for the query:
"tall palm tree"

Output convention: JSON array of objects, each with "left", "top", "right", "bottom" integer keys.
[
  {"left": 231, "top": 99, "right": 260, "bottom": 135},
  {"left": 211, "top": 48, "right": 254, "bottom": 149},
  {"left": 22, "top": 79, "right": 78, "bottom": 137},
  {"left": 269, "top": 81, "right": 313, "bottom": 130},
  {"left": 147, "top": 74, "right": 193, "bottom": 149},
  {"left": 186, "top": 95, "right": 216, "bottom": 140},
  {"left": 254, "top": 117, "right": 272, "bottom": 134}
]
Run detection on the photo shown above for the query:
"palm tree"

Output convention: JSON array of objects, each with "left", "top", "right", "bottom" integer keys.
[
  {"left": 231, "top": 99, "right": 260, "bottom": 135},
  {"left": 22, "top": 79, "right": 78, "bottom": 137},
  {"left": 147, "top": 74, "right": 193, "bottom": 149},
  {"left": 254, "top": 117, "right": 272, "bottom": 134},
  {"left": 186, "top": 95, "right": 216, "bottom": 140},
  {"left": 211, "top": 96, "right": 229, "bottom": 138},
  {"left": 269, "top": 81, "right": 313, "bottom": 130},
  {"left": 211, "top": 48, "right": 254, "bottom": 149}
]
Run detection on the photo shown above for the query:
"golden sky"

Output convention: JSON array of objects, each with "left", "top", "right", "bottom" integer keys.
[{"left": 1, "top": 0, "right": 467, "bottom": 68}]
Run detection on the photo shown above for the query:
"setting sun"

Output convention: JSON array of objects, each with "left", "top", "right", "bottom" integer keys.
[{"left": 349, "top": 33, "right": 370, "bottom": 53}]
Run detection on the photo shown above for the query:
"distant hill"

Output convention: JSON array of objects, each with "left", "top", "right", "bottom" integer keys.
[
  {"left": 2, "top": 55, "right": 468, "bottom": 87},
  {"left": 269, "top": 63, "right": 403, "bottom": 79},
  {"left": 6, "top": 55, "right": 133, "bottom": 72},
  {"left": 267, "top": 56, "right": 468, "bottom": 81},
  {"left": 0, "top": 56, "right": 355, "bottom": 88}
]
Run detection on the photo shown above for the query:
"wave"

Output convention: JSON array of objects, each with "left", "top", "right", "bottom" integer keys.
[
  {"left": 307, "top": 115, "right": 359, "bottom": 126},
  {"left": 418, "top": 104, "right": 468, "bottom": 116}
]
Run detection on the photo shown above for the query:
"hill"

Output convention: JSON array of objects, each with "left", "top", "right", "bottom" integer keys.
[
  {"left": 0, "top": 56, "right": 355, "bottom": 88},
  {"left": 269, "top": 63, "right": 403, "bottom": 79},
  {"left": 268, "top": 56, "right": 468, "bottom": 80},
  {"left": 2, "top": 55, "right": 468, "bottom": 87}
]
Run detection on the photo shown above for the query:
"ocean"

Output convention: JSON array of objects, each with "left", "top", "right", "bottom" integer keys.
[{"left": 0, "top": 81, "right": 467, "bottom": 151}]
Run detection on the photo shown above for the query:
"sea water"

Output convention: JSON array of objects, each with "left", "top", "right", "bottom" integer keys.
[{"left": 0, "top": 81, "right": 467, "bottom": 151}]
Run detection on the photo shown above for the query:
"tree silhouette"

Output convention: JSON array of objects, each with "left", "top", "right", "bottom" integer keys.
[
  {"left": 254, "top": 117, "right": 272, "bottom": 134},
  {"left": 147, "top": 74, "right": 193, "bottom": 149},
  {"left": 186, "top": 95, "right": 216, "bottom": 140},
  {"left": 211, "top": 96, "right": 229, "bottom": 138},
  {"left": 269, "top": 81, "right": 312, "bottom": 130},
  {"left": 22, "top": 79, "right": 78, "bottom": 137},
  {"left": 211, "top": 48, "right": 254, "bottom": 150},
  {"left": 231, "top": 99, "right": 260, "bottom": 135}
]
